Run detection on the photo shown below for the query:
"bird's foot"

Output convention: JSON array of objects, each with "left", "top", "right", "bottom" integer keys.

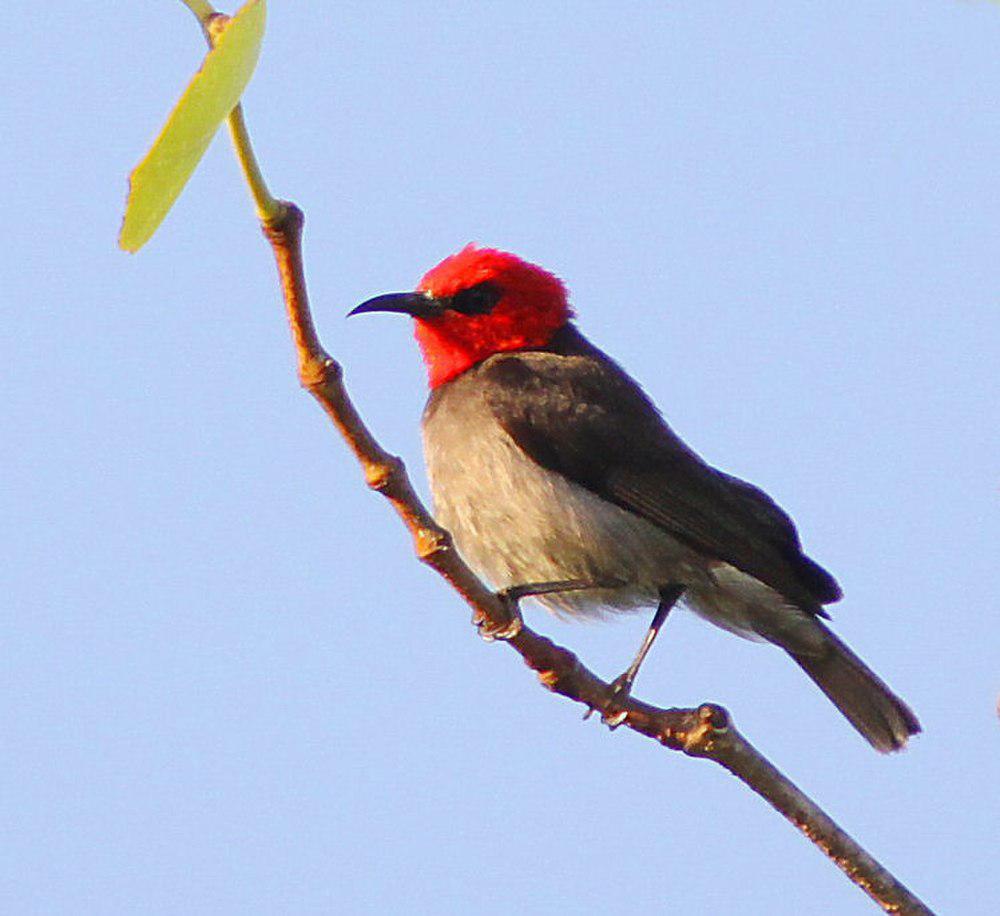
[
  {"left": 474, "top": 597, "right": 523, "bottom": 642},
  {"left": 584, "top": 672, "right": 634, "bottom": 729},
  {"left": 481, "top": 580, "right": 595, "bottom": 642}
]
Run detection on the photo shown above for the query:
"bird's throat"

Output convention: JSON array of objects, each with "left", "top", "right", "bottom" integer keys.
[{"left": 415, "top": 315, "right": 564, "bottom": 388}]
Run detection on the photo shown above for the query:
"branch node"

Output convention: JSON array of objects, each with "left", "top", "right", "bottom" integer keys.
[
  {"left": 205, "top": 13, "right": 230, "bottom": 42},
  {"left": 299, "top": 355, "right": 340, "bottom": 391},
  {"left": 415, "top": 525, "right": 451, "bottom": 561},
  {"left": 699, "top": 702, "right": 730, "bottom": 732},
  {"left": 537, "top": 668, "right": 561, "bottom": 689},
  {"left": 262, "top": 200, "right": 302, "bottom": 240},
  {"left": 681, "top": 703, "right": 731, "bottom": 755},
  {"left": 365, "top": 455, "right": 403, "bottom": 493}
]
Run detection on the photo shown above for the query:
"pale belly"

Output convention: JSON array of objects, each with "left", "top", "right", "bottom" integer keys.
[{"left": 429, "top": 425, "right": 696, "bottom": 617}]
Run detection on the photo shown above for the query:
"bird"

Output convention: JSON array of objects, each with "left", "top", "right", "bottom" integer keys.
[{"left": 349, "top": 244, "right": 920, "bottom": 752}]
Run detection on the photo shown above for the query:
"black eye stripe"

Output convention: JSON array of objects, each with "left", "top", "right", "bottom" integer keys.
[{"left": 448, "top": 281, "right": 502, "bottom": 316}]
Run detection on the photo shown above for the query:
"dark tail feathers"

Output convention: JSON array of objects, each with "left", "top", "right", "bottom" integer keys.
[{"left": 790, "top": 624, "right": 920, "bottom": 753}]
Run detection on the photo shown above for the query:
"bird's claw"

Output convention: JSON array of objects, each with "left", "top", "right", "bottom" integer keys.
[
  {"left": 593, "top": 674, "right": 634, "bottom": 729},
  {"left": 474, "top": 605, "right": 523, "bottom": 642},
  {"left": 474, "top": 587, "right": 528, "bottom": 642}
]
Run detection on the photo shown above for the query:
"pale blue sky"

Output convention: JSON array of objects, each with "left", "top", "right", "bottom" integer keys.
[{"left": 3, "top": 2, "right": 998, "bottom": 913}]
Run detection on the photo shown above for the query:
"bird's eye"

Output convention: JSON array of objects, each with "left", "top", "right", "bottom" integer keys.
[{"left": 448, "top": 281, "right": 502, "bottom": 316}]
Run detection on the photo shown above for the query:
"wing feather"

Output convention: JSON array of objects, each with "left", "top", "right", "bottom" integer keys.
[{"left": 479, "top": 329, "right": 841, "bottom": 610}]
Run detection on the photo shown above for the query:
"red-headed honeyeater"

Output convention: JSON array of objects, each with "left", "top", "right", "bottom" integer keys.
[{"left": 350, "top": 245, "right": 919, "bottom": 752}]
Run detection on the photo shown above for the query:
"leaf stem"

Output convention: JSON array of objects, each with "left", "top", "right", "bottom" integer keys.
[
  {"left": 196, "top": 3, "right": 282, "bottom": 225},
  {"left": 179, "top": 0, "right": 217, "bottom": 26},
  {"left": 225, "top": 104, "right": 282, "bottom": 222}
]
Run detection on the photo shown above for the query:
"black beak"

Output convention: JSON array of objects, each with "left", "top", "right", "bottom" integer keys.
[{"left": 347, "top": 291, "right": 442, "bottom": 319}]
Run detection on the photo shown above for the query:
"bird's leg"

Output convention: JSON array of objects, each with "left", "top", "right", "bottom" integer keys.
[
  {"left": 491, "top": 578, "right": 623, "bottom": 641},
  {"left": 500, "top": 578, "right": 621, "bottom": 606},
  {"left": 602, "top": 584, "right": 685, "bottom": 727}
]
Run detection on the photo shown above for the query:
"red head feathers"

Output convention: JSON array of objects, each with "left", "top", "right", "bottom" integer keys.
[{"left": 415, "top": 245, "right": 572, "bottom": 388}]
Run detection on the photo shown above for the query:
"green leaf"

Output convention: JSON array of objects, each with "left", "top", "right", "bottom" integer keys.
[{"left": 119, "top": 0, "right": 267, "bottom": 253}]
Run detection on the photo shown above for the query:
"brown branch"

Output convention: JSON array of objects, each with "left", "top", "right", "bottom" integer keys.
[
  {"left": 257, "top": 201, "right": 932, "bottom": 916},
  {"left": 261, "top": 204, "right": 520, "bottom": 641}
]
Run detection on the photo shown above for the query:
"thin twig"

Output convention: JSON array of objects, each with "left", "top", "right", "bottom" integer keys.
[
  {"left": 259, "top": 204, "right": 521, "bottom": 640},
  {"left": 253, "top": 204, "right": 931, "bottom": 916}
]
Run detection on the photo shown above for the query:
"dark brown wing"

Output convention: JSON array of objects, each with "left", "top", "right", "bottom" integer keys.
[{"left": 478, "top": 326, "right": 841, "bottom": 611}]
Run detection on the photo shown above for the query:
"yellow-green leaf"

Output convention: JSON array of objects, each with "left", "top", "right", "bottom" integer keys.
[{"left": 119, "top": 0, "right": 267, "bottom": 253}]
